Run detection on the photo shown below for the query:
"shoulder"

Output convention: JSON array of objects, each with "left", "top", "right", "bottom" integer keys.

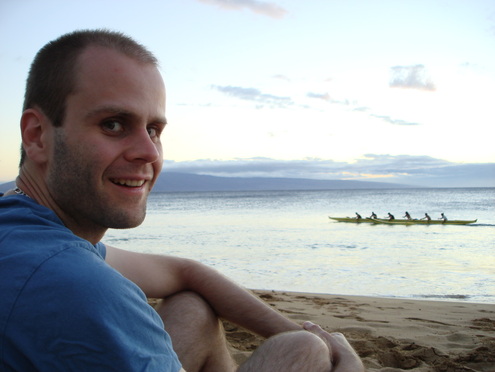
[
  {"left": 3, "top": 241, "right": 181, "bottom": 371},
  {"left": 0, "top": 195, "right": 63, "bottom": 226},
  {"left": 0, "top": 196, "right": 73, "bottom": 256},
  {"left": 20, "top": 240, "right": 139, "bottom": 309},
  {"left": 1, "top": 198, "right": 182, "bottom": 370}
]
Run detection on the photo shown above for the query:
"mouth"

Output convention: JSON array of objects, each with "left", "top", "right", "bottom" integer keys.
[{"left": 110, "top": 178, "right": 146, "bottom": 188}]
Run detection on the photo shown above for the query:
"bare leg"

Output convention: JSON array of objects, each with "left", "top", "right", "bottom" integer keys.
[
  {"left": 238, "top": 330, "right": 332, "bottom": 372},
  {"left": 155, "top": 292, "right": 361, "bottom": 372},
  {"left": 155, "top": 291, "right": 237, "bottom": 372}
]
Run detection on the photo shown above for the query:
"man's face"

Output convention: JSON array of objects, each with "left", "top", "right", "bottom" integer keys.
[{"left": 46, "top": 46, "right": 166, "bottom": 234}]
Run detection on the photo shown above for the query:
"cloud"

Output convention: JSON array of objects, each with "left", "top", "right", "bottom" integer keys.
[
  {"left": 349, "top": 154, "right": 451, "bottom": 174},
  {"left": 352, "top": 106, "right": 369, "bottom": 112},
  {"left": 307, "top": 92, "right": 331, "bottom": 102},
  {"left": 306, "top": 91, "right": 352, "bottom": 106},
  {"left": 306, "top": 91, "right": 420, "bottom": 125},
  {"left": 163, "top": 155, "right": 495, "bottom": 187},
  {"left": 272, "top": 74, "right": 291, "bottom": 82},
  {"left": 369, "top": 114, "right": 420, "bottom": 126},
  {"left": 211, "top": 77, "right": 421, "bottom": 125},
  {"left": 197, "top": 0, "right": 287, "bottom": 19},
  {"left": 389, "top": 64, "right": 436, "bottom": 91},
  {"left": 164, "top": 157, "right": 346, "bottom": 179},
  {"left": 212, "top": 85, "right": 294, "bottom": 108}
]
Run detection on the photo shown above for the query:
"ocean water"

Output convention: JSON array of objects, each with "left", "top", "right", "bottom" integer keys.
[{"left": 105, "top": 188, "right": 495, "bottom": 304}]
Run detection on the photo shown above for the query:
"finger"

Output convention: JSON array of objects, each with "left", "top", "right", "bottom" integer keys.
[
  {"left": 303, "top": 323, "right": 364, "bottom": 371},
  {"left": 302, "top": 321, "right": 322, "bottom": 332},
  {"left": 302, "top": 322, "right": 334, "bottom": 364}
]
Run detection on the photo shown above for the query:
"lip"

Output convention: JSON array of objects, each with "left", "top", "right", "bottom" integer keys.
[
  {"left": 108, "top": 175, "right": 155, "bottom": 192},
  {"left": 110, "top": 178, "right": 147, "bottom": 187}
]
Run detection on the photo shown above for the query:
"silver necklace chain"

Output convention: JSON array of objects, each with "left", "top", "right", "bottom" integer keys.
[{"left": 14, "top": 186, "right": 31, "bottom": 198}]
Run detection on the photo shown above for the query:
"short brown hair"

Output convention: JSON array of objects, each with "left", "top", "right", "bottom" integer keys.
[{"left": 20, "top": 29, "right": 158, "bottom": 165}]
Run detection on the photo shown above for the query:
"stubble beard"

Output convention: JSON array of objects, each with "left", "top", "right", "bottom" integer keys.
[{"left": 48, "top": 130, "right": 147, "bottom": 230}]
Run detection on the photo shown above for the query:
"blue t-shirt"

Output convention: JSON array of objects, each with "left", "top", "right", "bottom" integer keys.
[{"left": 0, "top": 196, "right": 181, "bottom": 371}]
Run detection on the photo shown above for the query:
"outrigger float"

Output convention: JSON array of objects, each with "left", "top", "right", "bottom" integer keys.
[{"left": 328, "top": 217, "right": 477, "bottom": 225}]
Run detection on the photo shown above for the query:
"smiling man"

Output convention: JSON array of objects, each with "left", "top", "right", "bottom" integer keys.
[{"left": 0, "top": 30, "right": 363, "bottom": 372}]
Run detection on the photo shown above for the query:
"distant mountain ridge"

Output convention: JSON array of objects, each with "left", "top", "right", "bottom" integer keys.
[
  {"left": 0, "top": 172, "right": 411, "bottom": 194},
  {"left": 0, "top": 181, "right": 15, "bottom": 193},
  {"left": 151, "top": 172, "right": 412, "bottom": 192}
]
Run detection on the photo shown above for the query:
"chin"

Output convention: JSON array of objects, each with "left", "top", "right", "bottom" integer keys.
[
  {"left": 109, "top": 218, "right": 145, "bottom": 229},
  {"left": 101, "top": 208, "right": 146, "bottom": 229}
]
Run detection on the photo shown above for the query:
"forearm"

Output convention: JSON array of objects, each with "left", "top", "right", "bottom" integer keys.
[
  {"left": 182, "top": 259, "right": 301, "bottom": 338},
  {"left": 105, "top": 247, "right": 302, "bottom": 338}
]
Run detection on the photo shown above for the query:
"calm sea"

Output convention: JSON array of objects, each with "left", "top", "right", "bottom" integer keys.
[{"left": 105, "top": 188, "right": 495, "bottom": 304}]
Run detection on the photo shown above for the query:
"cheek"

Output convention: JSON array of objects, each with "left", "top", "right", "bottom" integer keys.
[
  {"left": 53, "top": 129, "right": 117, "bottom": 180},
  {"left": 69, "top": 145, "right": 116, "bottom": 183},
  {"left": 153, "top": 156, "right": 164, "bottom": 175},
  {"left": 154, "top": 142, "right": 164, "bottom": 167},
  {"left": 88, "top": 140, "right": 122, "bottom": 164}
]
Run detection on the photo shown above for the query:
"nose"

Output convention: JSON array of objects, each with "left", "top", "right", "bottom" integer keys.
[{"left": 124, "top": 127, "right": 162, "bottom": 164}]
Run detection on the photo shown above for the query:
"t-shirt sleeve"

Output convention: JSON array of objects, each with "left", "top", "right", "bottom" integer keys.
[
  {"left": 6, "top": 243, "right": 182, "bottom": 372},
  {"left": 95, "top": 241, "right": 107, "bottom": 259}
]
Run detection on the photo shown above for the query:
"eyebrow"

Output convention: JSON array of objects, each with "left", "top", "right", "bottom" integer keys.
[{"left": 85, "top": 105, "right": 167, "bottom": 126}]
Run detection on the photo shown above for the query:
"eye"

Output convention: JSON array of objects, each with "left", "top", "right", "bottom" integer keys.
[
  {"left": 147, "top": 127, "right": 157, "bottom": 138},
  {"left": 102, "top": 120, "right": 124, "bottom": 133},
  {"left": 147, "top": 124, "right": 164, "bottom": 141}
]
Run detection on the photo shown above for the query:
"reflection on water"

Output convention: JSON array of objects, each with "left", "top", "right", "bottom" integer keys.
[{"left": 106, "top": 188, "right": 495, "bottom": 303}]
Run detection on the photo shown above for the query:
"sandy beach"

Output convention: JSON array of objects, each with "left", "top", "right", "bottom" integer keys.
[{"left": 221, "top": 290, "right": 495, "bottom": 372}]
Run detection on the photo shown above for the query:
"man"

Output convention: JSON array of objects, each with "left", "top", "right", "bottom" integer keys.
[{"left": 0, "top": 30, "right": 363, "bottom": 371}]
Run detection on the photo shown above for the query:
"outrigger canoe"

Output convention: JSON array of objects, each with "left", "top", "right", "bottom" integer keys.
[
  {"left": 328, "top": 217, "right": 377, "bottom": 223},
  {"left": 328, "top": 217, "right": 477, "bottom": 225}
]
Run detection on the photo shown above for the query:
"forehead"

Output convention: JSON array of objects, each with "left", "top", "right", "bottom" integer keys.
[
  {"left": 76, "top": 45, "right": 160, "bottom": 80},
  {"left": 68, "top": 46, "right": 165, "bottom": 117}
]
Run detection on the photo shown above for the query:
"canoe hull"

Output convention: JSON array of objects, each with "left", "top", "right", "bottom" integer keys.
[
  {"left": 328, "top": 217, "right": 477, "bottom": 225},
  {"left": 374, "top": 218, "right": 477, "bottom": 225}
]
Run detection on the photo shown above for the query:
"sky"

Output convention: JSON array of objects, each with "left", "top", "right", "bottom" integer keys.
[{"left": 1, "top": 0, "right": 494, "bottom": 187}]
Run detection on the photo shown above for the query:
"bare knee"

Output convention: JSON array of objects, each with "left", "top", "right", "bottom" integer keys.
[
  {"left": 155, "top": 291, "right": 237, "bottom": 372},
  {"left": 279, "top": 331, "right": 331, "bottom": 366},
  {"left": 239, "top": 330, "right": 331, "bottom": 372},
  {"left": 156, "top": 291, "right": 217, "bottom": 330},
  {"left": 157, "top": 290, "right": 209, "bottom": 311}
]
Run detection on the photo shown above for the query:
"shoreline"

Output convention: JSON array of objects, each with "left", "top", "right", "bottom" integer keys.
[
  {"left": 255, "top": 289, "right": 495, "bottom": 305},
  {"left": 224, "top": 290, "right": 495, "bottom": 371}
]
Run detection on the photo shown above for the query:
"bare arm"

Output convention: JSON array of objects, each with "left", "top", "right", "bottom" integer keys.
[{"left": 105, "top": 245, "right": 301, "bottom": 338}]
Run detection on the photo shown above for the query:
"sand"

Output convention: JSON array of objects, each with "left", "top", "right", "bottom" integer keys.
[{"left": 222, "top": 290, "right": 495, "bottom": 372}]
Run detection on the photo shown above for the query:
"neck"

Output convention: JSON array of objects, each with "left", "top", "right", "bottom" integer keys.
[
  {"left": 15, "top": 170, "right": 45, "bottom": 204},
  {"left": 16, "top": 170, "right": 106, "bottom": 245},
  {"left": 65, "top": 222, "right": 107, "bottom": 245},
  {"left": 13, "top": 185, "right": 30, "bottom": 198}
]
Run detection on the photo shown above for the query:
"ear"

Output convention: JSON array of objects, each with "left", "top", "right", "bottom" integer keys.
[{"left": 20, "top": 108, "right": 53, "bottom": 164}]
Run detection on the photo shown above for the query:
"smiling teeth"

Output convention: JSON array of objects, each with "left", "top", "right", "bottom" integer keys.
[{"left": 112, "top": 179, "right": 145, "bottom": 187}]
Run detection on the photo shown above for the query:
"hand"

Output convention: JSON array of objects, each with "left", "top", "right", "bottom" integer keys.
[{"left": 303, "top": 321, "right": 364, "bottom": 372}]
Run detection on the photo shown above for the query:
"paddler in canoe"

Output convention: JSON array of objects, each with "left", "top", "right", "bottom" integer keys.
[{"left": 421, "top": 213, "right": 432, "bottom": 221}]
